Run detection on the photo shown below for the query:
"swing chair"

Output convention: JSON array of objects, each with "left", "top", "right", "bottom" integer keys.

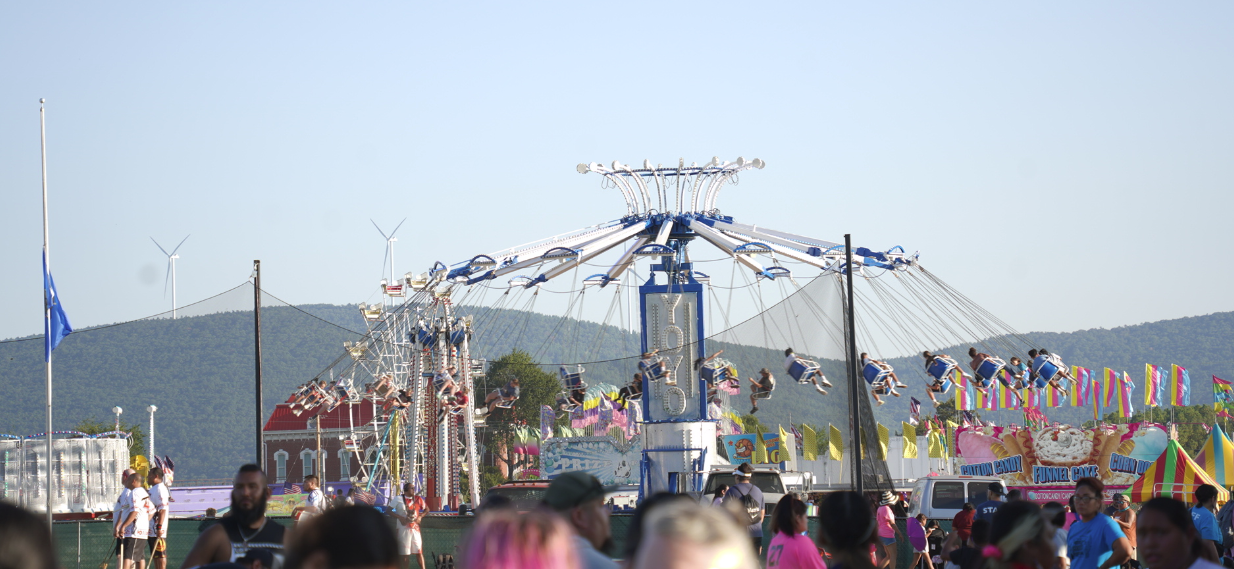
[
  {"left": 751, "top": 375, "right": 776, "bottom": 401},
  {"left": 974, "top": 356, "right": 1008, "bottom": 388},
  {"left": 1032, "top": 354, "right": 1063, "bottom": 384},
  {"left": 700, "top": 358, "right": 737, "bottom": 386},
  {"left": 559, "top": 365, "right": 587, "bottom": 391},
  {"left": 638, "top": 356, "right": 669, "bottom": 382},
  {"left": 556, "top": 391, "right": 582, "bottom": 413},
  {"left": 925, "top": 357, "right": 957, "bottom": 394},
  {"left": 862, "top": 360, "right": 894, "bottom": 385},
  {"left": 787, "top": 357, "right": 824, "bottom": 385}
]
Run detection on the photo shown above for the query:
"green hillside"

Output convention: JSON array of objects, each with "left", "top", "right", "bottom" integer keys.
[{"left": 2, "top": 299, "right": 1230, "bottom": 480}]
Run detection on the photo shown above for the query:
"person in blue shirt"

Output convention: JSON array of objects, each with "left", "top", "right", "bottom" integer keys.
[
  {"left": 974, "top": 482, "right": 1005, "bottom": 523},
  {"left": 1190, "top": 484, "right": 1222, "bottom": 561},
  {"left": 1068, "top": 477, "right": 1131, "bottom": 569}
]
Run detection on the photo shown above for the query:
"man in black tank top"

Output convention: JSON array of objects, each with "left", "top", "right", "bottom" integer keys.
[{"left": 182, "top": 464, "right": 287, "bottom": 568}]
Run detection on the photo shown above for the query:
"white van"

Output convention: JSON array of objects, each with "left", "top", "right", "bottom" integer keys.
[{"left": 906, "top": 475, "right": 1006, "bottom": 520}]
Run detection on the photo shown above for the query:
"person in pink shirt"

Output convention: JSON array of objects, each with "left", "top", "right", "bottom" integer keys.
[
  {"left": 877, "top": 492, "right": 906, "bottom": 569},
  {"left": 768, "top": 495, "right": 826, "bottom": 569}
]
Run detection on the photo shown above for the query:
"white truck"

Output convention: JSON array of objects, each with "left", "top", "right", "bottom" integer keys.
[
  {"left": 694, "top": 466, "right": 815, "bottom": 513},
  {"left": 906, "top": 475, "right": 1007, "bottom": 520}
]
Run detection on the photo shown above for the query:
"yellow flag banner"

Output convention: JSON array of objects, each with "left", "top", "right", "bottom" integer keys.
[
  {"left": 877, "top": 423, "right": 890, "bottom": 460},
  {"left": 828, "top": 424, "right": 844, "bottom": 461},
  {"left": 927, "top": 431, "right": 945, "bottom": 458},
  {"left": 903, "top": 423, "right": 918, "bottom": 459},
  {"left": 779, "top": 425, "right": 792, "bottom": 458},
  {"left": 802, "top": 425, "right": 818, "bottom": 461},
  {"left": 753, "top": 424, "right": 768, "bottom": 464}
]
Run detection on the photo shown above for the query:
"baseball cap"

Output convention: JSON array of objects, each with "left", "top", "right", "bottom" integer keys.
[
  {"left": 987, "top": 482, "right": 1005, "bottom": 496},
  {"left": 544, "top": 472, "right": 618, "bottom": 511}
]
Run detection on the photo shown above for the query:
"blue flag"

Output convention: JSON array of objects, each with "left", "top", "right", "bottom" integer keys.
[{"left": 43, "top": 251, "right": 72, "bottom": 361}]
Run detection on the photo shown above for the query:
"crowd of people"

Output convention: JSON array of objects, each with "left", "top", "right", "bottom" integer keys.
[{"left": 3, "top": 463, "right": 1232, "bottom": 569}]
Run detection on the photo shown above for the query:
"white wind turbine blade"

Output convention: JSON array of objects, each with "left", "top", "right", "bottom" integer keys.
[
  {"left": 169, "top": 234, "right": 190, "bottom": 256},
  {"left": 388, "top": 217, "right": 407, "bottom": 238},
  {"left": 372, "top": 219, "right": 392, "bottom": 280},
  {"left": 151, "top": 237, "right": 173, "bottom": 297}
]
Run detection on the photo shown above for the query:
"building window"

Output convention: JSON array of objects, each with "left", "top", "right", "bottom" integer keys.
[
  {"left": 301, "top": 450, "right": 316, "bottom": 479},
  {"left": 337, "top": 449, "right": 351, "bottom": 482},
  {"left": 274, "top": 450, "right": 288, "bottom": 483}
]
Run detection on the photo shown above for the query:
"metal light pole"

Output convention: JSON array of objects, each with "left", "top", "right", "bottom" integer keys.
[
  {"left": 147, "top": 405, "right": 158, "bottom": 460},
  {"left": 113, "top": 406, "right": 123, "bottom": 434}
]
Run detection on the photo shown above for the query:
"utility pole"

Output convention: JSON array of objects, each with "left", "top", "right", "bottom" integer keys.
[
  {"left": 316, "top": 416, "right": 323, "bottom": 478},
  {"left": 254, "top": 260, "right": 263, "bottom": 468},
  {"left": 844, "top": 234, "right": 863, "bottom": 495}
]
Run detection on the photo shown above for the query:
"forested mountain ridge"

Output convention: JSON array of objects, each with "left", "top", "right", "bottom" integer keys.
[{"left": 1, "top": 303, "right": 1229, "bottom": 479}]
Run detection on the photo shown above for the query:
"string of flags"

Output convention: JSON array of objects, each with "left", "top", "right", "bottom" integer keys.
[{"left": 949, "top": 362, "right": 1208, "bottom": 420}]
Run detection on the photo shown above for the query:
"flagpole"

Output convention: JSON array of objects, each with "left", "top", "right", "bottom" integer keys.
[{"left": 40, "top": 98, "right": 54, "bottom": 527}]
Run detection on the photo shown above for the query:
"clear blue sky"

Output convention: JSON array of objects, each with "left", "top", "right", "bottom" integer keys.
[{"left": 2, "top": 2, "right": 1232, "bottom": 342}]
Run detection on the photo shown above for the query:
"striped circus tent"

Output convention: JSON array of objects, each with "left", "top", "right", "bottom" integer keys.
[
  {"left": 1194, "top": 424, "right": 1234, "bottom": 487},
  {"left": 1123, "top": 439, "right": 1229, "bottom": 503}
]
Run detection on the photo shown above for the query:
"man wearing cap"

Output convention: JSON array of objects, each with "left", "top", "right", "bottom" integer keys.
[
  {"left": 544, "top": 471, "right": 618, "bottom": 569},
  {"left": 1109, "top": 493, "right": 1137, "bottom": 569},
  {"left": 722, "top": 463, "right": 767, "bottom": 555},
  {"left": 974, "top": 482, "right": 1005, "bottom": 523}
]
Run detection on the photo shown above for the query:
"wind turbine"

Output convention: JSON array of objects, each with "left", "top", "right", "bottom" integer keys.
[
  {"left": 371, "top": 218, "right": 407, "bottom": 286},
  {"left": 151, "top": 235, "right": 190, "bottom": 319}
]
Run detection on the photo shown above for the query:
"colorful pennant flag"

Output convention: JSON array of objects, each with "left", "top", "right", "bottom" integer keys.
[
  {"left": 984, "top": 379, "right": 1000, "bottom": 411},
  {"left": 802, "top": 425, "right": 818, "bottom": 461},
  {"left": 1146, "top": 364, "right": 1165, "bottom": 407},
  {"left": 1170, "top": 365, "right": 1191, "bottom": 406},
  {"left": 1021, "top": 388, "right": 1040, "bottom": 410},
  {"left": 1102, "top": 369, "right": 1119, "bottom": 408},
  {"left": 957, "top": 373, "right": 976, "bottom": 411},
  {"left": 1114, "top": 371, "right": 1135, "bottom": 418},
  {"left": 1214, "top": 377, "right": 1234, "bottom": 412},
  {"left": 1044, "top": 384, "right": 1064, "bottom": 408},
  {"left": 902, "top": 422, "right": 918, "bottom": 459},
  {"left": 1070, "top": 367, "right": 1092, "bottom": 407}
]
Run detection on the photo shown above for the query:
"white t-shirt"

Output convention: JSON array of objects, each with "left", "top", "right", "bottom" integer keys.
[
  {"left": 784, "top": 354, "right": 798, "bottom": 371},
  {"left": 300, "top": 488, "right": 326, "bottom": 523},
  {"left": 1188, "top": 558, "right": 1225, "bottom": 569},
  {"left": 119, "top": 487, "right": 151, "bottom": 539},
  {"left": 148, "top": 483, "right": 170, "bottom": 538},
  {"left": 113, "top": 488, "right": 128, "bottom": 532},
  {"left": 1054, "top": 527, "right": 1068, "bottom": 558}
]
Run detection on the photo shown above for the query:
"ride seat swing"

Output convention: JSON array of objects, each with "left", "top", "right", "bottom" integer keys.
[
  {"left": 556, "top": 391, "right": 581, "bottom": 413},
  {"left": 559, "top": 366, "right": 587, "bottom": 391},
  {"left": 700, "top": 358, "right": 737, "bottom": 386},
  {"left": 752, "top": 376, "right": 776, "bottom": 401},
  {"left": 1032, "top": 354, "right": 1064, "bottom": 384},
  {"left": 975, "top": 357, "right": 1008, "bottom": 387},
  {"left": 862, "top": 360, "right": 894, "bottom": 386},
  {"left": 787, "top": 357, "right": 824, "bottom": 385},
  {"left": 926, "top": 357, "right": 959, "bottom": 394},
  {"left": 638, "top": 356, "right": 669, "bottom": 382}
]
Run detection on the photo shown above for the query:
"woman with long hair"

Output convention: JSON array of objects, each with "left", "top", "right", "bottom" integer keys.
[
  {"left": 981, "top": 501, "right": 1058, "bottom": 569},
  {"left": 1138, "top": 497, "right": 1224, "bottom": 569},
  {"left": 767, "top": 495, "right": 826, "bottom": 569},
  {"left": 817, "top": 492, "right": 878, "bottom": 569}
]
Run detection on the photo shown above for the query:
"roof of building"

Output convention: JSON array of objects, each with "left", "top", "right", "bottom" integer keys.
[{"left": 263, "top": 402, "right": 377, "bottom": 432}]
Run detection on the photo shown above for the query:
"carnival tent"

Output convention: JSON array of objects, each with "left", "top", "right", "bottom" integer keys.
[
  {"left": 1193, "top": 424, "right": 1234, "bottom": 487},
  {"left": 1124, "top": 439, "right": 1229, "bottom": 503}
]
